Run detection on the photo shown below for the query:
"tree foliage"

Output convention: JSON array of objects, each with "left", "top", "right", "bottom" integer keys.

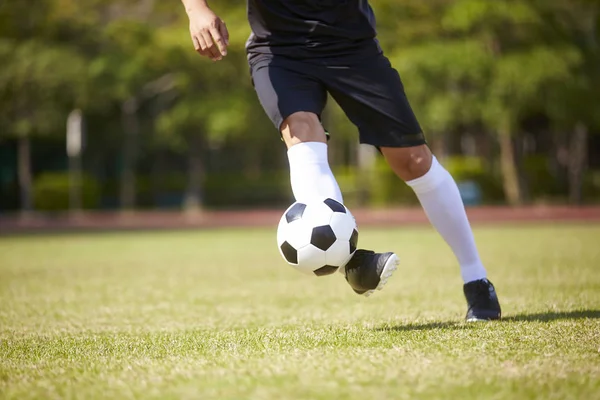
[{"left": 0, "top": 0, "right": 598, "bottom": 210}]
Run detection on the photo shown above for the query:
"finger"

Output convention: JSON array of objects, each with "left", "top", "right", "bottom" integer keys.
[
  {"left": 209, "top": 26, "right": 227, "bottom": 56},
  {"left": 195, "top": 36, "right": 212, "bottom": 58},
  {"left": 192, "top": 35, "right": 201, "bottom": 52},
  {"left": 219, "top": 20, "right": 230, "bottom": 46},
  {"left": 201, "top": 31, "right": 221, "bottom": 60},
  {"left": 194, "top": 34, "right": 209, "bottom": 54}
]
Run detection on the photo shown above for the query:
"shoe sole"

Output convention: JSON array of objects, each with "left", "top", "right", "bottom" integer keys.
[
  {"left": 466, "top": 316, "right": 501, "bottom": 322},
  {"left": 363, "top": 253, "right": 399, "bottom": 298},
  {"left": 466, "top": 317, "right": 491, "bottom": 322}
]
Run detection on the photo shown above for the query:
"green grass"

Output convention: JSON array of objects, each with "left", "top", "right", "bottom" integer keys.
[{"left": 1, "top": 224, "right": 599, "bottom": 400}]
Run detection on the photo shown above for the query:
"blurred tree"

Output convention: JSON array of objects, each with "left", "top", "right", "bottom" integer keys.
[
  {"left": 152, "top": 3, "right": 257, "bottom": 212},
  {"left": 0, "top": 0, "right": 597, "bottom": 212},
  {"left": 533, "top": 0, "right": 600, "bottom": 204},
  {"left": 385, "top": 0, "right": 586, "bottom": 205},
  {"left": 0, "top": 0, "right": 88, "bottom": 213},
  {"left": 443, "top": 1, "right": 586, "bottom": 205}
]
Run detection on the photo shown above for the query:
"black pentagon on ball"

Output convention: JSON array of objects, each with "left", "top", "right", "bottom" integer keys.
[
  {"left": 323, "top": 198, "right": 346, "bottom": 213},
  {"left": 349, "top": 229, "right": 359, "bottom": 254},
  {"left": 285, "top": 202, "right": 307, "bottom": 223},
  {"left": 280, "top": 241, "right": 298, "bottom": 264},
  {"left": 313, "top": 265, "right": 339, "bottom": 276},
  {"left": 311, "top": 225, "right": 337, "bottom": 251}
]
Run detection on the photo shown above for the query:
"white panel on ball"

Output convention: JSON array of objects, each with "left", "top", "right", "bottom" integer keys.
[
  {"left": 285, "top": 219, "right": 312, "bottom": 249},
  {"left": 329, "top": 211, "right": 356, "bottom": 241},
  {"left": 296, "top": 245, "right": 327, "bottom": 274},
  {"left": 301, "top": 200, "right": 334, "bottom": 227},
  {"left": 325, "top": 239, "right": 353, "bottom": 267},
  {"left": 277, "top": 202, "right": 307, "bottom": 245},
  {"left": 276, "top": 213, "right": 289, "bottom": 246}
]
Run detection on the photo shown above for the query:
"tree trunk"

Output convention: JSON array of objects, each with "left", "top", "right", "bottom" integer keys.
[
  {"left": 481, "top": 131, "right": 495, "bottom": 173},
  {"left": 431, "top": 133, "right": 447, "bottom": 160},
  {"left": 356, "top": 143, "right": 377, "bottom": 207},
  {"left": 184, "top": 136, "right": 204, "bottom": 214},
  {"left": 120, "top": 98, "right": 139, "bottom": 211},
  {"left": 151, "top": 151, "right": 165, "bottom": 208},
  {"left": 516, "top": 134, "right": 530, "bottom": 203},
  {"left": 244, "top": 145, "right": 261, "bottom": 179},
  {"left": 498, "top": 132, "right": 524, "bottom": 206},
  {"left": 17, "top": 135, "right": 33, "bottom": 214},
  {"left": 550, "top": 130, "right": 569, "bottom": 193},
  {"left": 568, "top": 123, "right": 588, "bottom": 205}
]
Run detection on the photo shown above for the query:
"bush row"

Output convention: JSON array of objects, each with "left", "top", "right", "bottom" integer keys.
[{"left": 32, "top": 157, "right": 600, "bottom": 211}]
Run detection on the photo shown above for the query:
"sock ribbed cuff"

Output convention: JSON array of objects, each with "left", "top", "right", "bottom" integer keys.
[
  {"left": 405, "top": 156, "right": 447, "bottom": 194},
  {"left": 287, "top": 142, "right": 328, "bottom": 165}
]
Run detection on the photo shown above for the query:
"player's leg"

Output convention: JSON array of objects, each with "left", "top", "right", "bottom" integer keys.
[
  {"left": 250, "top": 55, "right": 398, "bottom": 297},
  {"left": 283, "top": 113, "right": 398, "bottom": 297},
  {"left": 281, "top": 112, "right": 343, "bottom": 204},
  {"left": 380, "top": 145, "right": 500, "bottom": 321},
  {"left": 249, "top": 57, "right": 341, "bottom": 204},
  {"left": 323, "top": 55, "right": 500, "bottom": 320},
  {"left": 381, "top": 145, "right": 487, "bottom": 285}
]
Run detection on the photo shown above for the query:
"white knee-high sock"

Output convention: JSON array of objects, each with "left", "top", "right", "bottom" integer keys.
[
  {"left": 406, "top": 156, "right": 487, "bottom": 283},
  {"left": 287, "top": 142, "right": 343, "bottom": 204}
]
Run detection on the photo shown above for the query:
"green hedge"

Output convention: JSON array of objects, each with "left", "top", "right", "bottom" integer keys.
[
  {"left": 366, "top": 158, "right": 419, "bottom": 207},
  {"left": 359, "top": 156, "right": 505, "bottom": 207},
  {"left": 444, "top": 156, "right": 504, "bottom": 203},
  {"left": 583, "top": 170, "right": 600, "bottom": 202},
  {"left": 32, "top": 158, "right": 598, "bottom": 211},
  {"left": 522, "top": 155, "right": 563, "bottom": 200},
  {"left": 203, "top": 172, "right": 292, "bottom": 207},
  {"left": 33, "top": 172, "right": 101, "bottom": 211},
  {"left": 100, "top": 173, "right": 292, "bottom": 209}
]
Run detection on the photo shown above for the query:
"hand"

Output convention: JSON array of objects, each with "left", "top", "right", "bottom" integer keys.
[{"left": 187, "top": 7, "right": 229, "bottom": 61}]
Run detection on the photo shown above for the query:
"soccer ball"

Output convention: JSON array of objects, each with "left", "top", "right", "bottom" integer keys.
[{"left": 276, "top": 198, "right": 358, "bottom": 276}]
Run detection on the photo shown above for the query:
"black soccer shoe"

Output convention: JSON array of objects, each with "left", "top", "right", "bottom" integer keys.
[
  {"left": 343, "top": 250, "right": 399, "bottom": 297},
  {"left": 463, "top": 279, "right": 502, "bottom": 322}
]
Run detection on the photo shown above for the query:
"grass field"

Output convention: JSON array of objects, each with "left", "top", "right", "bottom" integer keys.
[{"left": 1, "top": 224, "right": 599, "bottom": 400}]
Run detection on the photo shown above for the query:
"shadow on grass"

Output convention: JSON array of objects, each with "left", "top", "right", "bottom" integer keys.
[
  {"left": 504, "top": 309, "right": 600, "bottom": 322},
  {"left": 376, "top": 310, "right": 600, "bottom": 332},
  {"left": 375, "top": 321, "right": 471, "bottom": 332}
]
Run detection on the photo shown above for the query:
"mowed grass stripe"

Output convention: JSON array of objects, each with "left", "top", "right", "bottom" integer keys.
[{"left": 1, "top": 225, "right": 599, "bottom": 399}]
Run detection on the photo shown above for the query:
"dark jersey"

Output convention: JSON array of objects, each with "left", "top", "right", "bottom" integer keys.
[{"left": 245, "top": 0, "right": 382, "bottom": 61}]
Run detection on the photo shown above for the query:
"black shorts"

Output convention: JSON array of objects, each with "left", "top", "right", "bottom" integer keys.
[{"left": 249, "top": 53, "right": 426, "bottom": 148}]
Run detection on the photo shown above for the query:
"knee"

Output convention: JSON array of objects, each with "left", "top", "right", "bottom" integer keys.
[
  {"left": 381, "top": 145, "right": 433, "bottom": 181},
  {"left": 281, "top": 112, "right": 326, "bottom": 148}
]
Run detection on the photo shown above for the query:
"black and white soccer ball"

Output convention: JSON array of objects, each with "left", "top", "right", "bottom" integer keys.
[{"left": 277, "top": 198, "right": 358, "bottom": 276}]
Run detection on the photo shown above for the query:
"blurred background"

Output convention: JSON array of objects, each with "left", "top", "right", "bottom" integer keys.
[{"left": 0, "top": 0, "right": 599, "bottom": 216}]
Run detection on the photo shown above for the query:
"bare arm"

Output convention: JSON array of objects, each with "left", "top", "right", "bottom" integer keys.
[
  {"left": 181, "top": 0, "right": 209, "bottom": 13},
  {"left": 181, "top": 0, "right": 229, "bottom": 61}
]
